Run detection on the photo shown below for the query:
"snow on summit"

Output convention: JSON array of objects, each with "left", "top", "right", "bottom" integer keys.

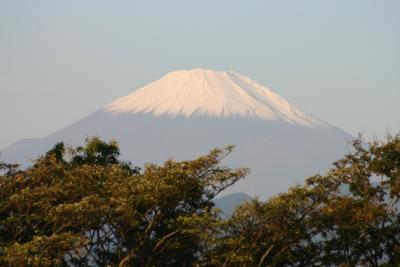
[{"left": 104, "top": 69, "right": 327, "bottom": 128}]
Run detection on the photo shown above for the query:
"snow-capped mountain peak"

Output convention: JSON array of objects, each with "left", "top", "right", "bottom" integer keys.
[{"left": 104, "top": 69, "right": 327, "bottom": 128}]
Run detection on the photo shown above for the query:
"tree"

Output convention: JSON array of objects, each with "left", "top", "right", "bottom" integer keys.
[
  {"left": 210, "top": 187, "right": 320, "bottom": 266},
  {"left": 0, "top": 138, "right": 248, "bottom": 266},
  {"left": 213, "top": 135, "right": 400, "bottom": 266},
  {"left": 306, "top": 135, "right": 400, "bottom": 266},
  {"left": 1, "top": 134, "right": 400, "bottom": 266}
]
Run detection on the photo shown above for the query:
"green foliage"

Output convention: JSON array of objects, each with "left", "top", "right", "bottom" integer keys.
[
  {"left": 1, "top": 135, "right": 400, "bottom": 266},
  {"left": 0, "top": 138, "right": 247, "bottom": 266},
  {"left": 211, "top": 135, "right": 400, "bottom": 266},
  {"left": 69, "top": 137, "right": 120, "bottom": 166}
]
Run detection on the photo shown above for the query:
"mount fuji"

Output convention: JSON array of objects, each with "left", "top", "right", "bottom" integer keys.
[{"left": 1, "top": 69, "right": 351, "bottom": 198}]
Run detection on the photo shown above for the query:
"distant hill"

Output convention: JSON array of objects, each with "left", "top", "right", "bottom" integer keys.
[{"left": 213, "top": 193, "right": 252, "bottom": 216}]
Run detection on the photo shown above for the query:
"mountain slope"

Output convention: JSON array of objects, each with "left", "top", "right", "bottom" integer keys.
[{"left": 1, "top": 69, "right": 352, "bottom": 198}]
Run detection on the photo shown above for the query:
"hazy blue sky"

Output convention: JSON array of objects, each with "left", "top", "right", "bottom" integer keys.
[{"left": 1, "top": 0, "right": 399, "bottom": 150}]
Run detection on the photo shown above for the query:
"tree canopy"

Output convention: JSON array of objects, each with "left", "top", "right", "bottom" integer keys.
[{"left": 1, "top": 135, "right": 399, "bottom": 266}]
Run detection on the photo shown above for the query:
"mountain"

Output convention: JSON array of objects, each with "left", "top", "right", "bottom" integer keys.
[
  {"left": 213, "top": 193, "right": 252, "bottom": 217},
  {"left": 1, "top": 69, "right": 351, "bottom": 198},
  {"left": 104, "top": 69, "right": 326, "bottom": 128}
]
